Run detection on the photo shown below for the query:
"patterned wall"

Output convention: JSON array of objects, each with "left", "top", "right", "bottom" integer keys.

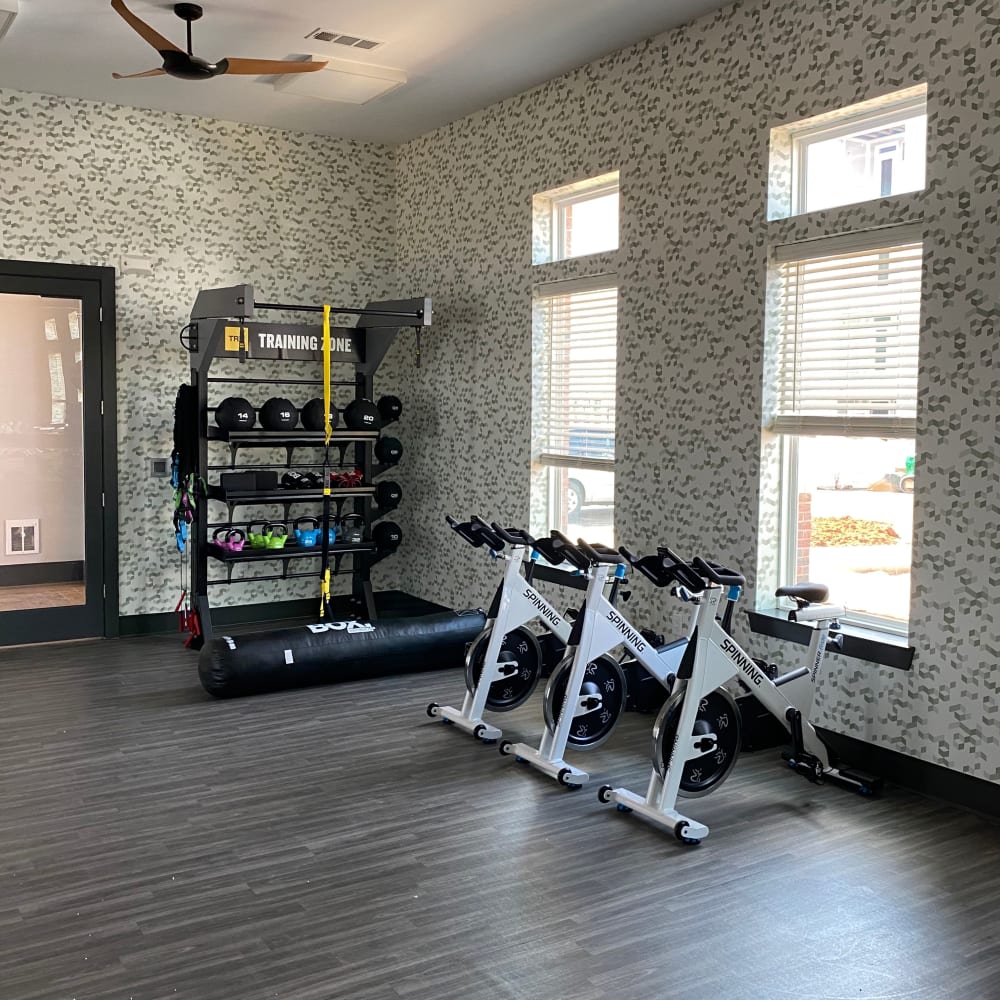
[
  {"left": 385, "top": 0, "right": 999, "bottom": 782},
  {"left": 0, "top": 89, "right": 396, "bottom": 615}
]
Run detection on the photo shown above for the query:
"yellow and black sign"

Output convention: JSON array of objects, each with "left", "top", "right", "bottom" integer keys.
[{"left": 224, "top": 326, "right": 249, "bottom": 352}]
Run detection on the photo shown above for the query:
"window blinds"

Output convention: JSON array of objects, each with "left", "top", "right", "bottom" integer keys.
[
  {"left": 771, "top": 234, "right": 923, "bottom": 437},
  {"left": 534, "top": 276, "right": 617, "bottom": 466}
]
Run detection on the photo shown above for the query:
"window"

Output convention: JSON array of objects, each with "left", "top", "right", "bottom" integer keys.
[
  {"left": 532, "top": 277, "right": 617, "bottom": 544},
  {"left": 769, "top": 86, "right": 927, "bottom": 218},
  {"left": 765, "top": 228, "right": 923, "bottom": 629},
  {"left": 532, "top": 172, "right": 619, "bottom": 264}
]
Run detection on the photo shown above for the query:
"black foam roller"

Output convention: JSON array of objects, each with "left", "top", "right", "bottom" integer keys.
[{"left": 198, "top": 609, "right": 487, "bottom": 698}]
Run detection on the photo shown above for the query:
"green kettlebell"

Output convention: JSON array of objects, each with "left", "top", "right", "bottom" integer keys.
[
  {"left": 264, "top": 522, "right": 288, "bottom": 549},
  {"left": 247, "top": 521, "right": 270, "bottom": 549}
]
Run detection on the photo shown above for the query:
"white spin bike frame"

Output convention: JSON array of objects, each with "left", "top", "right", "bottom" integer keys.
[
  {"left": 506, "top": 556, "right": 699, "bottom": 787},
  {"left": 431, "top": 538, "right": 580, "bottom": 740},
  {"left": 603, "top": 579, "right": 852, "bottom": 842}
]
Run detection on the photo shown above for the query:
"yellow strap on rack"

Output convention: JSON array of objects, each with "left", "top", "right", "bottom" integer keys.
[
  {"left": 320, "top": 567, "right": 330, "bottom": 617},
  {"left": 322, "top": 304, "right": 333, "bottom": 447}
]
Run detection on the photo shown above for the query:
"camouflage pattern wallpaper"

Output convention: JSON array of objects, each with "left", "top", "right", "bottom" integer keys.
[
  {"left": 382, "top": 0, "right": 999, "bottom": 783},
  {"left": 0, "top": 89, "right": 396, "bottom": 615}
]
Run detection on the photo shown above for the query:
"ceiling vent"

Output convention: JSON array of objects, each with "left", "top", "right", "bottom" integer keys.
[{"left": 306, "top": 28, "right": 383, "bottom": 51}]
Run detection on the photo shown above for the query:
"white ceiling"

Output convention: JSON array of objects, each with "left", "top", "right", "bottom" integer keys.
[{"left": 0, "top": 0, "right": 730, "bottom": 144}]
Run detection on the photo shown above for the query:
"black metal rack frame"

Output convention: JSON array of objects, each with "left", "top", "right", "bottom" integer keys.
[{"left": 185, "top": 283, "right": 430, "bottom": 645}]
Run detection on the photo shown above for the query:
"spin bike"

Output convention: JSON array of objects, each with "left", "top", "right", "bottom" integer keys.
[
  {"left": 499, "top": 535, "right": 716, "bottom": 788},
  {"left": 426, "top": 517, "right": 626, "bottom": 742},
  {"left": 598, "top": 547, "right": 882, "bottom": 845}
]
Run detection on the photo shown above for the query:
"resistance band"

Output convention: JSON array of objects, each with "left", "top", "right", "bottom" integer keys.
[{"left": 319, "top": 304, "right": 333, "bottom": 619}]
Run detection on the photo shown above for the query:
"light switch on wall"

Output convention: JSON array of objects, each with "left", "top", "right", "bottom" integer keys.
[
  {"left": 150, "top": 458, "right": 170, "bottom": 478},
  {"left": 121, "top": 255, "right": 153, "bottom": 276}
]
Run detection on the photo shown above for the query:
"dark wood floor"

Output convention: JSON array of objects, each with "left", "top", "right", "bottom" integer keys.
[{"left": 1, "top": 635, "right": 998, "bottom": 1000}]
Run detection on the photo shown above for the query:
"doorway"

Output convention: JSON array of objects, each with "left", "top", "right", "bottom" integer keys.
[{"left": 0, "top": 261, "right": 117, "bottom": 645}]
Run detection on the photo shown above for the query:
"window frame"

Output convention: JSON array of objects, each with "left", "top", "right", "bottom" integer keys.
[
  {"left": 767, "top": 228, "right": 923, "bottom": 632},
  {"left": 549, "top": 180, "right": 620, "bottom": 262},
  {"left": 778, "top": 434, "right": 913, "bottom": 637},
  {"left": 531, "top": 274, "right": 618, "bottom": 539},
  {"left": 791, "top": 93, "right": 927, "bottom": 215}
]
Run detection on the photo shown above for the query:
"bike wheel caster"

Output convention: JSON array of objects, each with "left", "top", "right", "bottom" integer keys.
[
  {"left": 473, "top": 724, "right": 486, "bottom": 740},
  {"left": 498, "top": 740, "right": 513, "bottom": 757},
  {"left": 597, "top": 784, "right": 613, "bottom": 804},
  {"left": 557, "top": 768, "right": 579, "bottom": 787},
  {"left": 674, "top": 821, "right": 700, "bottom": 846},
  {"left": 426, "top": 702, "right": 439, "bottom": 718}
]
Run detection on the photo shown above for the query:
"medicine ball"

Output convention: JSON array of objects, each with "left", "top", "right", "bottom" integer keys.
[
  {"left": 376, "top": 395, "right": 403, "bottom": 425},
  {"left": 260, "top": 397, "right": 298, "bottom": 431},
  {"left": 374, "top": 480, "right": 402, "bottom": 510},
  {"left": 301, "top": 398, "right": 340, "bottom": 433},
  {"left": 374, "top": 436, "right": 403, "bottom": 465},
  {"left": 214, "top": 396, "right": 256, "bottom": 431},
  {"left": 343, "top": 398, "right": 382, "bottom": 431},
  {"left": 373, "top": 521, "right": 403, "bottom": 552}
]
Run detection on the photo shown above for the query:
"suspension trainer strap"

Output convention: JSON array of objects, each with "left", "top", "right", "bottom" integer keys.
[{"left": 320, "top": 304, "right": 333, "bottom": 619}]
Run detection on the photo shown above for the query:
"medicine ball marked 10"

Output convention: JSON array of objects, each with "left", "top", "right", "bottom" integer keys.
[{"left": 301, "top": 397, "right": 340, "bottom": 432}]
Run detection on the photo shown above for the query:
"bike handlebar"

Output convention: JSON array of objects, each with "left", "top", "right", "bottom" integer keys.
[
  {"left": 576, "top": 538, "right": 625, "bottom": 566},
  {"left": 691, "top": 556, "right": 746, "bottom": 588},
  {"left": 445, "top": 514, "right": 505, "bottom": 551},
  {"left": 490, "top": 522, "right": 535, "bottom": 548},
  {"left": 545, "top": 530, "right": 593, "bottom": 571}
]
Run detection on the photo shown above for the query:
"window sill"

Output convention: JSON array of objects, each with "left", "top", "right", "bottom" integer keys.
[{"left": 746, "top": 607, "right": 913, "bottom": 671}]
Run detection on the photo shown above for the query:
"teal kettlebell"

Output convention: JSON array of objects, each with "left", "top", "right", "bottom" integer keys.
[{"left": 294, "top": 516, "right": 322, "bottom": 548}]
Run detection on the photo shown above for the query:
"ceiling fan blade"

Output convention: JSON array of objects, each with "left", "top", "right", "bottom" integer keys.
[
  {"left": 110, "top": 0, "right": 182, "bottom": 54},
  {"left": 220, "top": 57, "right": 328, "bottom": 76},
  {"left": 112, "top": 68, "right": 167, "bottom": 80}
]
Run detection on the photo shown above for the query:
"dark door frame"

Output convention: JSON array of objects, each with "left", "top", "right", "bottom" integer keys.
[{"left": 0, "top": 259, "right": 119, "bottom": 641}]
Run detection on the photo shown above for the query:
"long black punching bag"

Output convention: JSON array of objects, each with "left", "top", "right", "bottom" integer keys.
[{"left": 198, "top": 609, "right": 487, "bottom": 698}]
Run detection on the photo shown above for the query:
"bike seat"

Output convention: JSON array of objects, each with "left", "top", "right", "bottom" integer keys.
[{"left": 775, "top": 582, "right": 829, "bottom": 605}]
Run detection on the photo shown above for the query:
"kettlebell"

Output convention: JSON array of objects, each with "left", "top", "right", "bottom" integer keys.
[
  {"left": 214, "top": 396, "right": 256, "bottom": 432},
  {"left": 260, "top": 397, "right": 299, "bottom": 431},
  {"left": 375, "top": 436, "right": 403, "bottom": 465},
  {"left": 293, "top": 516, "right": 322, "bottom": 548},
  {"left": 301, "top": 398, "right": 340, "bottom": 433},
  {"left": 212, "top": 527, "right": 246, "bottom": 553},
  {"left": 376, "top": 395, "right": 403, "bottom": 425},
  {"left": 343, "top": 398, "right": 382, "bottom": 431},
  {"left": 339, "top": 514, "right": 365, "bottom": 545},
  {"left": 374, "top": 480, "right": 402, "bottom": 510},
  {"left": 264, "top": 522, "right": 288, "bottom": 549},
  {"left": 373, "top": 521, "right": 402, "bottom": 553},
  {"left": 326, "top": 524, "right": 339, "bottom": 545},
  {"left": 247, "top": 521, "right": 270, "bottom": 549}
]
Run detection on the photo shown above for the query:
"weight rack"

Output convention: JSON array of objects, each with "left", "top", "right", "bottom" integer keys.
[{"left": 183, "top": 283, "right": 431, "bottom": 647}]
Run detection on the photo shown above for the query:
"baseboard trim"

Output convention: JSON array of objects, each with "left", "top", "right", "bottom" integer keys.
[
  {"left": 119, "top": 599, "right": 318, "bottom": 637},
  {"left": 119, "top": 591, "right": 451, "bottom": 638},
  {"left": 0, "top": 560, "right": 85, "bottom": 586},
  {"left": 820, "top": 727, "right": 1000, "bottom": 819}
]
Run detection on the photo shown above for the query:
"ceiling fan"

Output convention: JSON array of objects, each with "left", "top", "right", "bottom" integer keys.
[{"left": 110, "top": 1, "right": 328, "bottom": 81}]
